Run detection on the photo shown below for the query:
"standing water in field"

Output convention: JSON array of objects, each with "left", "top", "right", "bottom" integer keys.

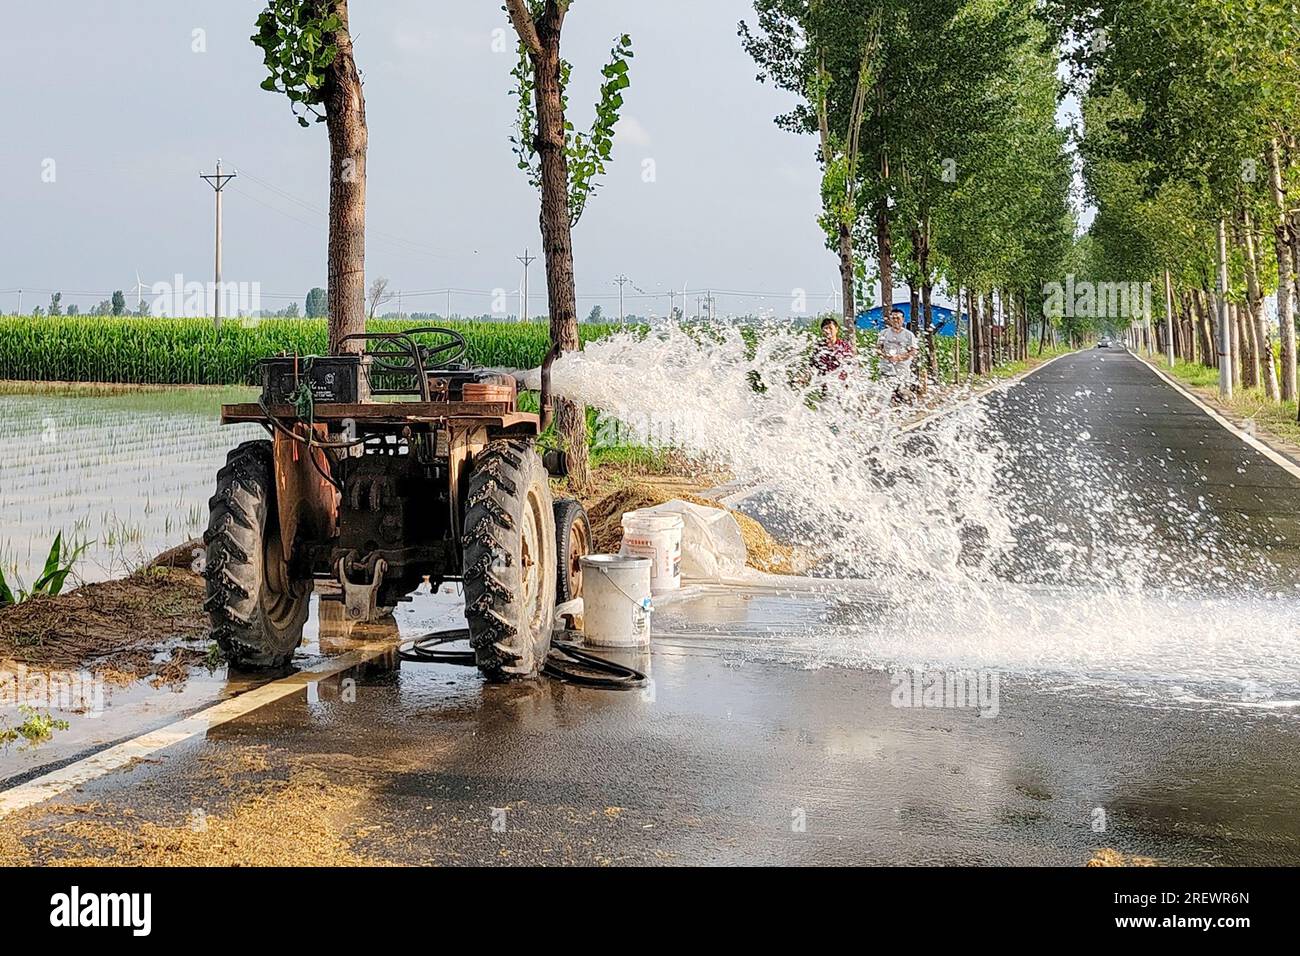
[
  {"left": 550, "top": 322, "right": 1300, "bottom": 704},
  {"left": 0, "top": 387, "right": 261, "bottom": 586}
]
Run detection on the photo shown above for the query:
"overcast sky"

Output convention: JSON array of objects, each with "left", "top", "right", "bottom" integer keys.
[{"left": 0, "top": 1, "right": 1074, "bottom": 319}]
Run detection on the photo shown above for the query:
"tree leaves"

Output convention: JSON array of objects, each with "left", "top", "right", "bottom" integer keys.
[
  {"left": 509, "top": 30, "right": 634, "bottom": 227},
  {"left": 250, "top": 0, "right": 344, "bottom": 126}
]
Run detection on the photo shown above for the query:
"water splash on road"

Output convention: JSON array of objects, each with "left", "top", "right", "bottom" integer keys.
[
  {"left": 554, "top": 323, "right": 1300, "bottom": 705},
  {"left": 556, "top": 321, "right": 1012, "bottom": 583}
]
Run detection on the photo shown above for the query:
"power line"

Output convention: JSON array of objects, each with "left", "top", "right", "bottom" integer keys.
[{"left": 237, "top": 167, "right": 453, "bottom": 260}]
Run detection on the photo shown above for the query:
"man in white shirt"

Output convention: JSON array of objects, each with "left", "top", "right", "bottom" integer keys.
[{"left": 877, "top": 308, "right": 919, "bottom": 402}]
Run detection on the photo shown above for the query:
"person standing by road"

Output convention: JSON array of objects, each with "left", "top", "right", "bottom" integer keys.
[
  {"left": 878, "top": 308, "right": 919, "bottom": 402},
  {"left": 813, "top": 316, "right": 855, "bottom": 379}
]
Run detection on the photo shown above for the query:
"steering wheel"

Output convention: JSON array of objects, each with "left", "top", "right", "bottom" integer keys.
[
  {"left": 368, "top": 327, "right": 468, "bottom": 375},
  {"left": 408, "top": 327, "right": 469, "bottom": 370}
]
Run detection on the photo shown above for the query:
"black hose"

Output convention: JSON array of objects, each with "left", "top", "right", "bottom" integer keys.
[
  {"left": 398, "top": 629, "right": 476, "bottom": 666},
  {"left": 397, "top": 628, "right": 647, "bottom": 690},
  {"left": 544, "top": 640, "right": 648, "bottom": 689}
]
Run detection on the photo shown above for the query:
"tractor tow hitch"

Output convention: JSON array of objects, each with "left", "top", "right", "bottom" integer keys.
[{"left": 337, "top": 555, "right": 388, "bottom": 622}]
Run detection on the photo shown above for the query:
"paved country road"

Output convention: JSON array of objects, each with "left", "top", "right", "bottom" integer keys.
[
  {"left": 986, "top": 348, "right": 1300, "bottom": 590},
  {"left": 2, "top": 348, "right": 1298, "bottom": 866}
]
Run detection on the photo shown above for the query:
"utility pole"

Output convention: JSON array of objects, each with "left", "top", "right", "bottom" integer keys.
[
  {"left": 397, "top": 289, "right": 403, "bottom": 320},
  {"left": 615, "top": 274, "right": 629, "bottom": 324},
  {"left": 16, "top": 290, "right": 21, "bottom": 315},
  {"left": 199, "top": 159, "right": 236, "bottom": 327},
  {"left": 446, "top": 289, "right": 452, "bottom": 320},
  {"left": 517, "top": 248, "right": 536, "bottom": 323}
]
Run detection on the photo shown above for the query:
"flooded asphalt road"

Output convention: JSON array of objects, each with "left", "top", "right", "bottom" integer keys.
[{"left": 2, "top": 348, "right": 1298, "bottom": 866}]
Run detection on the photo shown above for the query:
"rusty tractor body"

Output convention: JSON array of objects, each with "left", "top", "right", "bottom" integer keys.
[{"left": 202, "top": 327, "right": 590, "bottom": 680}]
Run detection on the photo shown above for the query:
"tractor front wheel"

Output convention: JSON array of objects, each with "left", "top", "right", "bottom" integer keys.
[
  {"left": 462, "top": 441, "right": 557, "bottom": 680},
  {"left": 203, "top": 440, "right": 312, "bottom": 669}
]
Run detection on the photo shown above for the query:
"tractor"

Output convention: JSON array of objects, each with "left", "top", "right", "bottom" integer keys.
[{"left": 202, "top": 327, "right": 591, "bottom": 680}]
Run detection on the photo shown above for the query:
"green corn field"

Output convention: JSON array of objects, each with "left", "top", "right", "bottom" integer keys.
[{"left": 0, "top": 316, "right": 616, "bottom": 386}]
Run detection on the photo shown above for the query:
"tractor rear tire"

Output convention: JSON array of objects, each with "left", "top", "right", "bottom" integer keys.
[
  {"left": 462, "top": 440, "right": 556, "bottom": 680},
  {"left": 553, "top": 498, "right": 591, "bottom": 604},
  {"left": 203, "top": 439, "right": 312, "bottom": 669}
]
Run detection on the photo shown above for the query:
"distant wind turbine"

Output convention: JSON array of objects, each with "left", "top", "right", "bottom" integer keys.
[{"left": 132, "top": 271, "right": 150, "bottom": 311}]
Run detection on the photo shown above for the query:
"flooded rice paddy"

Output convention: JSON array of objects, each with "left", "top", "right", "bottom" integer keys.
[{"left": 0, "top": 386, "right": 260, "bottom": 587}]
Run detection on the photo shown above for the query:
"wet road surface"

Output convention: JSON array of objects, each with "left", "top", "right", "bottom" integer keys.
[
  {"left": 984, "top": 347, "right": 1300, "bottom": 589},
  {"left": 2, "top": 348, "right": 1298, "bottom": 865}
]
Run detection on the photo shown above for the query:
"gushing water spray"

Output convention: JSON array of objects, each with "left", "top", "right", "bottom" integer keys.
[
  {"left": 548, "top": 322, "right": 1300, "bottom": 704},
  {"left": 554, "top": 322, "right": 1010, "bottom": 584}
]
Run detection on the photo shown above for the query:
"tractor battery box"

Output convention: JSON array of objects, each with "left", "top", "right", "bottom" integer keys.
[{"left": 259, "top": 356, "right": 362, "bottom": 406}]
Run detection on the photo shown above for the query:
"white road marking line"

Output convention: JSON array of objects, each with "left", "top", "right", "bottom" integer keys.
[
  {"left": 0, "top": 640, "right": 397, "bottom": 819},
  {"left": 1138, "top": 356, "right": 1300, "bottom": 482}
]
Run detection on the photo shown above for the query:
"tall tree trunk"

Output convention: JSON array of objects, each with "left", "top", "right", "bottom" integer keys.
[
  {"left": 980, "top": 290, "right": 989, "bottom": 369},
  {"left": 875, "top": 199, "right": 892, "bottom": 316},
  {"left": 1002, "top": 289, "right": 1011, "bottom": 363},
  {"left": 1216, "top": 219, "right": 1233, "bottom": 397},
  {"left": 1268, "top": 140, "right": 1297, "bottom": 401},
  {"left": 1195, "top": 288, "right": 1214, "bottom": 367},
  {"left": 922, "top": 281, "right": 937, "bottom": 377},
  {"left": 913, "top": 210, "right": 937, "bottom": 376},
  {"left": 1290, "top": 209, "right": 1300, "bottom": 309},
  {"left": 1013, "top": 290, "right": 1024, "bottom": 361},
  {"left": 516, "top": 1, "right": 590, "bottom": 488},
  {"left": 982, "top": 290, "right": 993, "bottom": 369},
  {"left": 1241, "top": 210, "right": 1279, "bottom": 399},
  {"left": 1021, "top": 291, "right": 1030, "bottom": 361},
  {"left": 905, "top": 280, "right": 920, "bottom": 389},
  {"left": 953, "top": 282, "right": 964, "bottom": 383},
  {"left": 1230, "top": 303, "right": 1247, "bottom": 390},
  {"left": 837, "top": 220, "right": 855, "bottom": 335},
  {"left": 970, "top": 287, "right": 980, "bottom": 374},
  {"left": 324, "top": 0, "right": 367, "bottom": 358}
]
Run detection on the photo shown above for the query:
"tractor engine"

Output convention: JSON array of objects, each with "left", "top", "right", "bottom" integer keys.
[{"left": 331, "top": 438, "right": 452, "bottom": 612}]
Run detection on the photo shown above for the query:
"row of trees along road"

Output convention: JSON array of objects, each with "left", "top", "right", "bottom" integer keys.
[
  {"left": 1048, "top": 0, "right": 1300, "bottom": 408},
  {"left": 741, "top": 0, "right": 1078, "bottom": 377},
  {"left": 251, "top": 0, "right": 630, "bottom": 489}
]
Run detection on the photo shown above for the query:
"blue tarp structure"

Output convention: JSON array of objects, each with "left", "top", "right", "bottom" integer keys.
[{"left": 857, "top": 302, "right": 967, "bottom": 337}]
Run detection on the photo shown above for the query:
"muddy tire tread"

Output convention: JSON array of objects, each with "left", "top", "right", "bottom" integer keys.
[
  {"left": 462, "top": 440, "right": 554, "bottom": 680},
  {"left": 202, "top": 439, "right": 309, "bottom": 669}
]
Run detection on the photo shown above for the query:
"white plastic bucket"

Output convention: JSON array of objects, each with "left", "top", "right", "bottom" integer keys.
[
  {"left": 619, "top": 510, "right": 684, "bottom": 592},
  {"left": 579, "top": 554, "right": 652, "bottom": 647}
]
